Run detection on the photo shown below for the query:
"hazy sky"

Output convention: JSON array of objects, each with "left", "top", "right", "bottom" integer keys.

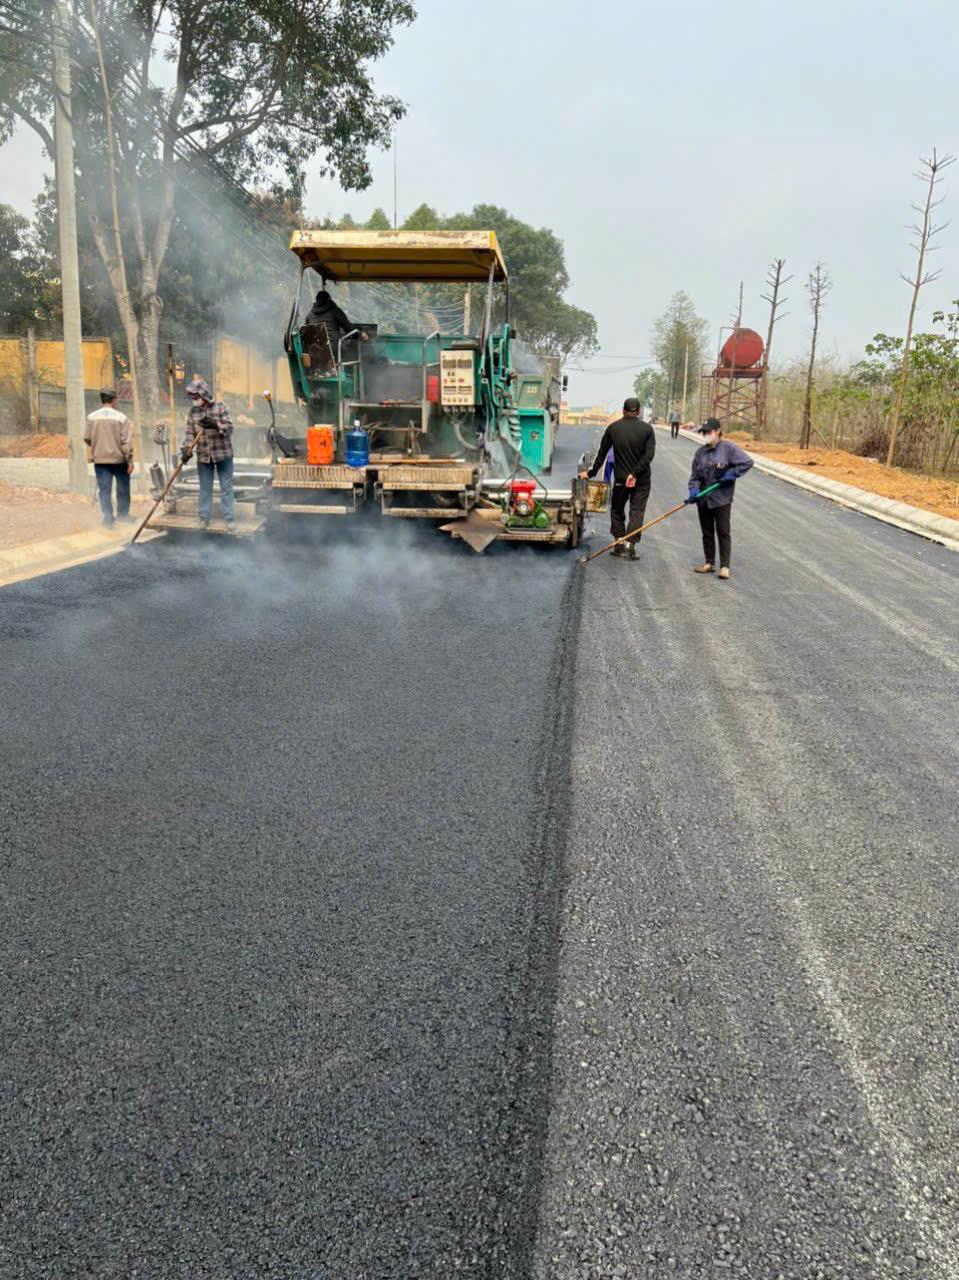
[{"left": 3, "top": 0, "right": 958, "bottom": 408}]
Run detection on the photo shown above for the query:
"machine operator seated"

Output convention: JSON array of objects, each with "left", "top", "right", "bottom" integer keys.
[{"left": 300, "top": 288, "right": 371, "bottom": 374}]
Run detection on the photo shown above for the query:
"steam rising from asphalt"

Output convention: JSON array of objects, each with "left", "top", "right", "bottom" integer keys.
[
  {"left": 511, "top": 340, "right": 550, "bottom": 376},
  {"left": 34, "top": 520, "right": 572, "bottom": 658}
]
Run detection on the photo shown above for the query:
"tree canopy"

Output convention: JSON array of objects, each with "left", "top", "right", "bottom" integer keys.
[
  {"left": 634, "top": 290, "right": 708, "bottom": 416},
  {"left": 0, "top": 204, "right": 46, "bottom": 334},
  {"left": 0, "top": 0, "right": 415, "bottom": 421},
  {"left": 382, "top": 202, "right": 598, "bottom": 360}
]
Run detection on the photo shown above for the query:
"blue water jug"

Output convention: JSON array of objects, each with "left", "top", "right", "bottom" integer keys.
[{"left": 345, "top": 426, "right": 369, "bottom": 468}]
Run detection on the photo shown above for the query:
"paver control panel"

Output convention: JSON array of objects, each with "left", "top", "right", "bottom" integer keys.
[{"left": 440, "top": 350, "right": 476, "bottom": 407}]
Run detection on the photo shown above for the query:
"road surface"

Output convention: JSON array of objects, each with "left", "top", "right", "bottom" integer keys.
[
  {"left": 1, "top": 427, "right": 957, "bottom": 1279},
  {"left": 534, "top": 430, "right": 959, "bottom": 1280}
]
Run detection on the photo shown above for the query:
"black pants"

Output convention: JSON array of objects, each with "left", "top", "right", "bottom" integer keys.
[
  {"left": 670, "top": 422, "right": 679, "bottom": 438},
  {"left": 698, "top": 501, "right": 732, "bottom": 568},
  {"left": 610, "top": 478, "right": 651, "bottom": 542}
]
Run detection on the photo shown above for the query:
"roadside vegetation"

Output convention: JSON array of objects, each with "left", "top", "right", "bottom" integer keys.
[{"left": 763, "top": 307, "right": 959, "bottom": 476}]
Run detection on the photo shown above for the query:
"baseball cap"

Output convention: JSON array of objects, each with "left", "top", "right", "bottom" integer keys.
[{"left": 696, "top": 417, "right": 722, "bottom": 434}]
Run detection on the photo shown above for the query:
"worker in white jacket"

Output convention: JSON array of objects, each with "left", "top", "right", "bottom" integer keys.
[{"left": 84, "top": 388, "right": 135, "bottom": 527}]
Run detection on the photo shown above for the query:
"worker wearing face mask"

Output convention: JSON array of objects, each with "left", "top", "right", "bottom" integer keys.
[
  {"left": 181, "top": 377, "right": 236, "bottom": 530},
  {"left": 685, "top": 417, "right": 753, "bottom": 579}
]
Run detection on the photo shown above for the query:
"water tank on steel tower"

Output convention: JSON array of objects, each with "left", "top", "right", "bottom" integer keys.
[{"left": 719, "top": 328, "right": 764, "bottom": 369}]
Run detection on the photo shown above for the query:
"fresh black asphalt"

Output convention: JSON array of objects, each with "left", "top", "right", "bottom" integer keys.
[
  {"left": 2, "top": 427, "right": 958, "bottom": 1279},
  {"left": 0, "top": 487, "right": 584, "bottom": 1278}
]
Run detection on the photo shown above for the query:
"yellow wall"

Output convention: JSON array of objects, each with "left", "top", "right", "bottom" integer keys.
[
  {"left": 34, "top": 339, "right": 113, "bottom": 389},
  {"left": 0, "top": 339, "right": 27, "bottom": 393},
  {"left": 214, "top": 336, "right": 296, "bottom": 406},
  {"left": 561, "top": 405, "right": 610, "bottom": 426},
  {"left": 275, "top": 356, "right": 295, "bottom": 404},
  {"left": 0, "top": 333, "right": 293, "bottom": 408},
  {"left": 0, "top": 337, "right": 112, "bottom": 393}
]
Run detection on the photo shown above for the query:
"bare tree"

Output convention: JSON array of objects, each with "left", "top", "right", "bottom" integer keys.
[
  {"left": 886, "top": 148, "right": 956, "bottom": 466},
  {"left": 800, "top": 263, "right": 831, "bottom": 450},
  {"left": 758, "top": 258, "right": 790, "bottom": 437}
]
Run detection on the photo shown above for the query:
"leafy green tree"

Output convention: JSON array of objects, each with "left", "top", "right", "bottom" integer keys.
[
  {"left": 645, "top": 291, "right": 708, "bottom": 417},
  {"left": 401, "top": 203, "right": 441, "bottom": 231},
  {"left": 445, "top": 204, "right": 598, "bottom": 359},
  {"left": 849, "top": 310, "right": 959, "bottom": 470},
  {"left": 632, "top": 368, "right": 669, "bottom": 418},
  {"left": 366, "top": 208, "right": 392, "bottom": 230},
  {"left": 0, "top": 204, "right": 43, "bottom": 333},
  {"left": 334, "top": 201, "right": 597, "bottom": 358},
  {"left": 0, "top": 0, "right": 415, "bottom": 424}
]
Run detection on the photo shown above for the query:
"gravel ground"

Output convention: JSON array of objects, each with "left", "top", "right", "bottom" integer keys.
[
  {"left": 0, "top": 479, "right": 152, "bottom": 551},
  {"left": 0, "top": 431, "right": 589, "bottom": 1279},
  {"left": 533, "top": 431, "right": 959, "bottom": 1279}
]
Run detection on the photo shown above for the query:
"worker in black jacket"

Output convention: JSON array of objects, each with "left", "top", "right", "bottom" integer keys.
[
  {"left": 302, "top": 289, "right": 370, "bottom": 372},
  {"left": 579, "top": 397, "right": 656, "bottom": 560}
]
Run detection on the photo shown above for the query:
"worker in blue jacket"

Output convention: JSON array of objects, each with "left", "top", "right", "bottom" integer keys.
[{"left": 685, "top": 417, "right": 753, "bottom": 579}]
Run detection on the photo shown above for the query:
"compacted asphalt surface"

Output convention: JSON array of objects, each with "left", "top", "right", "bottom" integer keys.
[
  {"left": 2, "top": 426, "right": 958, "bottom": 1279},
  {"left": 534, "top": 430, "right": 959, "bottom": 1280}
]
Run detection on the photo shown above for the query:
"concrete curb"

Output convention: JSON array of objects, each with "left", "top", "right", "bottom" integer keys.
[
  {"left": 0, "top": 458, "right": 71, "bottom": 491},
  {"left": 0, "top": 526, "right": 163, "bottom": 589},
  {"left": 662, "top": 425, "right": 959, "bottom": 553}
]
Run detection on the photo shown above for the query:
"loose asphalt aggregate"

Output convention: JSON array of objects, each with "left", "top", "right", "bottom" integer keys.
[{"left": 2, "top": 427, "right": 958, "bottom": 1279}]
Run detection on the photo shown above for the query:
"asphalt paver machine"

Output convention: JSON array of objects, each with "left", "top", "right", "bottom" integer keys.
[{"left": 276, "top": 230, "right": 585, "bottom": 551}]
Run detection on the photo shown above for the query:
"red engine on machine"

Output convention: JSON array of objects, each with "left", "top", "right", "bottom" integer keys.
[{"left": 509, "top": 479, "right": 537, "bottom": 518}]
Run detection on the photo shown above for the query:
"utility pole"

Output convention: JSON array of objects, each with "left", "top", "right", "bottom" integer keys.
[
  {"left": 26, "top": 328, "right": 40, "bottom": 431},
  {"left": 463, "top": 286, "right": 472, "bottom": 334},
  {"left": 681, "top": 341, "right": 689, "bottom": 421},
  {"left": 52, "top": 0, "right": 87, "bottom": 492}
]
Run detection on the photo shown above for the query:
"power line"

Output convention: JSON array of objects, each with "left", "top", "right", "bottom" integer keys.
[{"left": 567, "top": 360, "right": 659, "bottom": 374}]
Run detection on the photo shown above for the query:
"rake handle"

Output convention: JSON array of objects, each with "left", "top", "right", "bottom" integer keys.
[
  {"left": 580, "top": 482, "right": 721, "bottom": 565},
  {"left": 130, "top": 428, "right": 203, "bottom": 544}
]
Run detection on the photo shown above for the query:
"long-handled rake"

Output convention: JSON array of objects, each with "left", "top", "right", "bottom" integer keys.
[
  {"left": 130, "top": 428, "right": 203, "bottom": 545},
  {"left": 577, "top": 482, "right": 720, "bottom": 567}
]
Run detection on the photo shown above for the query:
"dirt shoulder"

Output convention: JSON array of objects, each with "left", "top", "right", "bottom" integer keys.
[
  {"left": 0, "top": 479, "right": 149, "bottom": 551},
  {"left": 727, "top": 433, "right": 959, "bottom": 521}
]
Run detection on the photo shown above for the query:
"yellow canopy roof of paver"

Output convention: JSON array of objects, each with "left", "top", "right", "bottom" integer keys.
[{"left": 288, "top": 230, "right": 508, "bottom": 283}]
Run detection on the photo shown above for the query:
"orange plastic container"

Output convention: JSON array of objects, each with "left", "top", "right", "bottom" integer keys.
[{"left": 307, "top": 424, "right": 334, "bottom": 465}]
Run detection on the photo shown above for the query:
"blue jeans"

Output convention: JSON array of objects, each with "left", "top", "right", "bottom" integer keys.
[
  {"left": 94, "top": 462, "right": 130, "bottom": 523},
  {"left": 197, "top": 457, "right": 235, "bottom": 523}
]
